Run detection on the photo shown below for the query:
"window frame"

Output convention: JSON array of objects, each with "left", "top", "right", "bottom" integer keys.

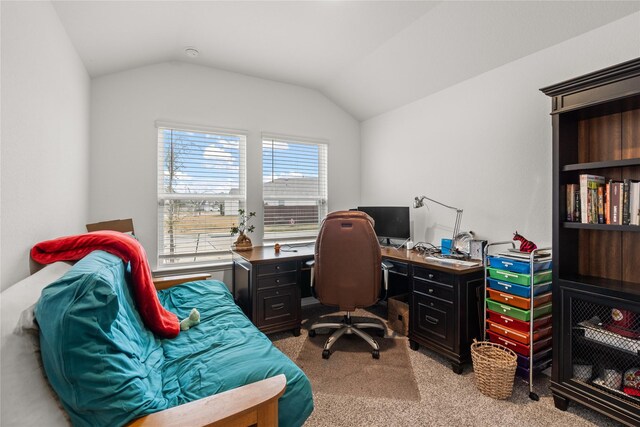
[
  {"left": 261, "top": 133, "right": 329, "bottom": 243},
  {"left": 156, "top": 121, "right": 247, "bottom": 267}
]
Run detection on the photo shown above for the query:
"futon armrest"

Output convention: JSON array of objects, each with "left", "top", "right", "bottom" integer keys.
[
  {"left": 128, "top": 374, "right": 286, "bottom": 427},
  {"left": 152, "top": 273, "right": 212, "bottom": 290}
]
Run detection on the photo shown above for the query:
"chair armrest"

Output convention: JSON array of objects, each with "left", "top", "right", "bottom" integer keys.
[
  {"left": 152, "top": 273, "right": 212, "bottom": 290},
  {"left": 305, "top": 260, "right": 315, "bottom": 294},
  {"left": 128, "top": 374, "right": 286, "bottom": 427}
]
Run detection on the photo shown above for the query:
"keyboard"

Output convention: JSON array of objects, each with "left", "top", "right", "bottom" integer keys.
[{"left": 424, "top": 256, "right": 480, "bottom": 267}]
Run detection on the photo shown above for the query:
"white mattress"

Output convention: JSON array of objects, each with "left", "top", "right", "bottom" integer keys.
[{"left": 1, "top": 263, "right": 72, "bottom": 427}]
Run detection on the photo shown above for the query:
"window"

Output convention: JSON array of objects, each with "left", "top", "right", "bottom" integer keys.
[
  {"left": 262, "top": 135, "right": 328, "bottom": 241},
  {"left": 157, "top": 123, "right": 246, "bottom": 265}
]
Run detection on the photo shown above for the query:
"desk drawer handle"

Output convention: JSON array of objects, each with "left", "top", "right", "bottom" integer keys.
[
  {"left": 428, "top": 273, "right": 434, "bottom": 279},
  {"left": 425, "top": 315, "right": 439, "bottom": 325},
  {"left": 271, "top": 303, "right": 285, "bottom": 311},
  {"left": 276, "top": 279, "right": 280, "bottom": 284},
  {"left": 276, "top": 266, "right": 280, "bottom": 270},
  {"left": 428, "top": 288, "right": 434, "bottom": 293}
]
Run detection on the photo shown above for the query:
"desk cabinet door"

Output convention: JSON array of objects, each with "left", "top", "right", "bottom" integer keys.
[
  {"left": 256, "top": 285, "right": 299, "bottom": 327},
  {"left": 412, "top": 293, "right": 455, "bottom": 351}
]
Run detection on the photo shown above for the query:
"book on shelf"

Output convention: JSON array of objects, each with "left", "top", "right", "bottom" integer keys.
[
  {"left": 611, "top": 181, "right": 622, "bottom": 225},
  {"left": 580, "top": 174, "right": 605, "bottom": 224},
  {"left": 566, "top": 184, "right": 580, "bottom": 222},
  {"left": 566, "top": 176, "right": 639, "bottom": 227},
  {"left": 621, "top": 179, "right": 639, "bottom": 225},
  {"left": 623, "top": 179, "right": 631, "bottom": 225},
  {"left": 605, "top": 181, "right": 610, "bottom": 224},
  {"left": 580, "top": 174, "right": 604, "bottom": 224},
  {"left": 631, "top": 181, "right": 640, "bottom": 226},
  {"left": 597, "top": 186, "right": 605, "bottom": 224}
]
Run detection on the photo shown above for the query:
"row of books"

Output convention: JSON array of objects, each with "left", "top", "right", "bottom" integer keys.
[{"left": 566, "top": 174, "right": 640, "bottom": 225}]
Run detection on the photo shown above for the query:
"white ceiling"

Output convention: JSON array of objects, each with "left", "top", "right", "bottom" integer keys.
[{"left": 52, "top": 1, "right": 640, "bottom": 120}]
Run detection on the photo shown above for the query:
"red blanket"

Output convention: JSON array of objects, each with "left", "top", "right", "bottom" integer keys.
[{"left": 31, "top": 231, "right": 180, "bottom": 338}]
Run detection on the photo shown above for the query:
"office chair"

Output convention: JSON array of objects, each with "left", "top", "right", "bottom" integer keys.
[{"left": 307, "top": 211, "right": 391, "bottom": 359}]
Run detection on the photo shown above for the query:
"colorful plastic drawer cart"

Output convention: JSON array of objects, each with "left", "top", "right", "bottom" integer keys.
[{"left": 483, "top": 245, "right": 553, "bottom": 401}]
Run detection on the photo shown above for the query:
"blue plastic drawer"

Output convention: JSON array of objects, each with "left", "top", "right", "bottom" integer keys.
[
  {"left": 487, "top": 278, "right": 552, "bottom": 298},
  {"left": 487, "top": 256, "right": 552, "bottom": 274}
]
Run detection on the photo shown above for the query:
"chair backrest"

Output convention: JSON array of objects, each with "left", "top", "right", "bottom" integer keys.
[
  {"left": 314, "top": 211, "right": 381, "bottom": 312},
  {"left": 86, "top": 218, "right": 134, "bottom": 234}
]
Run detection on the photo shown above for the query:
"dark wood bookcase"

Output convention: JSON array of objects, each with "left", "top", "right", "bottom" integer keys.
[{"left": 541, "top": 58, "right": 640, "bottom": 426}]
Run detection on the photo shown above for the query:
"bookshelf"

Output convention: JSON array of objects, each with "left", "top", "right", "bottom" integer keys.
[{"left": 541, "top": 58, "right": 640, "bottom": 426}]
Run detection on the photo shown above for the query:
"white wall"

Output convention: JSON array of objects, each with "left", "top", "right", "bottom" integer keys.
[
  {"left": 0, "top": 1, "right": 90, "bottom": 290},
  {"left": 90, "top": 62, "right": 360, "bottom": 271},
  {"left": 360, "top": 12, "right": 640, "bottom": 249}
]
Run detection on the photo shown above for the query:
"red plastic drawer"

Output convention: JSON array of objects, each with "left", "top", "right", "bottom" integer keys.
[
  {"left": 487, "top": 330, "right": 552, "bottom": 356},
  {"left": 486, "top": 289, "right": 552, "bottom": 310},
  {"left": 487, "top": 310, "right": 552, "bottom": 333},
  {"left": 486, "top": 320, "right": 552, "bottom": 345}
]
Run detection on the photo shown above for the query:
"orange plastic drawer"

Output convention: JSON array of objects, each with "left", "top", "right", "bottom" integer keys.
[
  {"left": 486, "top": 289, "right": 552, "bottom": 310},
  {"left": 486, "top": 320, "right": 552, "bottom": 345}
]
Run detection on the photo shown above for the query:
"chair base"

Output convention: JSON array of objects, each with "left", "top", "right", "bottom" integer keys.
[{"left": 309, "top": 312, "right": 385, "bottom": 359}]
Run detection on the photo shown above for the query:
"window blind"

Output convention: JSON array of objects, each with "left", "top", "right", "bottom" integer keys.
[
  {"left": 157, "top": 126, "right": 246, "bottom": 265},
  {"left": 262, "top": 136, "right": 328, "bottom": 241}
]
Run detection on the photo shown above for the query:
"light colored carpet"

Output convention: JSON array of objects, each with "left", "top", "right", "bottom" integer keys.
[
  {"left": 270, "top": 304, "right": 620, "bottom": 427},
  {"left": 296, "top": 323, "right": 420, "bottom": 401}
]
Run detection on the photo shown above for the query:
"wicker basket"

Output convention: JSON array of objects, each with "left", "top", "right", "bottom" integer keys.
[{"left": 471, "top": 340, "right": 518, "bottom": 399}]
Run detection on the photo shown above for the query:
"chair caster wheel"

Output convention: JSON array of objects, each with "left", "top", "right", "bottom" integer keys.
[
  {"left": 322, "top": 350, "right": 331, "bottom": 359},
  {"left": 309, "top": 329, "right": 316, "bottom": 337},
  {"left": 372, "top": 350, "right": 380, "bottom": 359},
  {"left": 529, "top": 392, "right": 539, "bottom": 401}
]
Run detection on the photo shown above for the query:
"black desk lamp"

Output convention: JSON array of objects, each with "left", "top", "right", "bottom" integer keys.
[{"left": 413, "top": 196, "right": 463, "bottom": 253}]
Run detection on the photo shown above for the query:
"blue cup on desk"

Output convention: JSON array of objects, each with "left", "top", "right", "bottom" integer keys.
[{"left": 441, "top": 238, "right": 453, "bottom": 255}]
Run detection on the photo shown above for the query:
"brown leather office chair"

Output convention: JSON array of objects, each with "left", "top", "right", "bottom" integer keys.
[{"left": 308, "top": 211, "right": 390, "bottom": 359}]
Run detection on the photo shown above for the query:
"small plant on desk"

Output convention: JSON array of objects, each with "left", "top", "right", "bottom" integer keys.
[{"left": 231, "top": 209, "right": 256, "bottom": 251}]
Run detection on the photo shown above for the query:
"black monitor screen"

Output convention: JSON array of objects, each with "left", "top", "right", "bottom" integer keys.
[{"left": 357, "top": 206, "right": 410, "bottom": 242}]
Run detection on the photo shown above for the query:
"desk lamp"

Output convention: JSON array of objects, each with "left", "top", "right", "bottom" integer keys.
[{"left": 413, "top": 196, "right": 463, "bottom": 254}]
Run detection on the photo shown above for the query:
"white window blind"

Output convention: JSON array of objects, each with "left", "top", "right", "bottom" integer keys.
[
  {"left": 157, "top": 125, "right": 246, "bottom": 265},
  {"left": 262, "top": 135, "right": 328, "bottom": 241}
]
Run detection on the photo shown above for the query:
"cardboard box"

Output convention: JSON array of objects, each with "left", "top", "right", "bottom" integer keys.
[{"left": 388, "top": 293, "right": 410, "bottom": 336}]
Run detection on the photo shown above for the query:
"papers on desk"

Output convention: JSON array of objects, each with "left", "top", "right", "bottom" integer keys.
[
  {"left": 498, "top": 249, "right": 551, "bottom": 261},
  {"left": 423, "top": 256, "right": 481, "bottom": 267}
]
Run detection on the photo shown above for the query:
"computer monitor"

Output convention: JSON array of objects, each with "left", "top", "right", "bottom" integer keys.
[{"left": 357, "top": 206, "right": 410, "bottom": 245}]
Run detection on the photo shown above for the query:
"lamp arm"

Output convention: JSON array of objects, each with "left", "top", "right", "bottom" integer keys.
[
  {"left": 414, "top": 195, "right": 464, "bottom": 246},
  {"left": 414, "top": 196, "right": 460, "bottom": 212}
]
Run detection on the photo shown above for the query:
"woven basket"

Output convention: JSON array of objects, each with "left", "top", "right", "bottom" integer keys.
[{"left": 471, "top": 340, "right": 518, "bottom": 399}]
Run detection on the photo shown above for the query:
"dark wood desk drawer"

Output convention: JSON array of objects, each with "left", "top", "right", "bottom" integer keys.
[
  {"left": 413, "top": 278, "right": 453, "bottom": 303},
  {"left": 413, "top": 266, "right": 455, "bottom": 286},
  {"left": 412, "top": 293, "right": 455, "bottom": 351},
  {"left": 383, "top": 259, "right": 409, "bottom": 276},
  {"left": 256, "top": 272, "right": 297, "bottom": 290},
  {"left": 257, "top": 261, "right": 297, "bottom": 276},
  {"left": 256, "top": 286, "right": 298, "bottom": 327}
]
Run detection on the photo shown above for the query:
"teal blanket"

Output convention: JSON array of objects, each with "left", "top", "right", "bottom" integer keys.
[
  {"left": 36, "top": 251, "right": 312, "bottom": 427},
  {"left": 158, "top": 281, "right": 313, "bottom": 427}
]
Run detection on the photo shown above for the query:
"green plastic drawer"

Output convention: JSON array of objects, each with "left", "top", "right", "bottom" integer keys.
[
  {"left": 485, "top": 299, "right": 552, "bottom": 322},
  {"left": 487, "top": 267, "right": 552, "bottom": 286}
]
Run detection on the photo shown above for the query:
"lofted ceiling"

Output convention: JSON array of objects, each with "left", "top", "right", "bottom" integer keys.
[{"left": 52, "top": 1, "right": 640, "bottom": 120}]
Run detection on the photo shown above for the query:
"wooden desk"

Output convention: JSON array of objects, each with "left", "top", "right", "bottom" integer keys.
[
  {"left": 381, "top": 247, "right": 484, "bottom": 373},
  {"left": 233, "top": 244, "right": 484, "bottom": 367},
  {"left": 232, "top": 246, "right": 315, "bottom": 336}
]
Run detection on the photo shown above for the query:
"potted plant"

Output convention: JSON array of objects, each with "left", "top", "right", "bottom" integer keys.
[{"left": 230, "top": 209, "right": 256, "bottom": 251}]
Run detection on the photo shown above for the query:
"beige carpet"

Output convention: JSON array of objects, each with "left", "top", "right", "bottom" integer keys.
[
  {"left": 296, "top": 325, "right": 420, "bottom": 401},
  {"left": 270, "top": 304, "right": 620, "bottom": 427}
]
